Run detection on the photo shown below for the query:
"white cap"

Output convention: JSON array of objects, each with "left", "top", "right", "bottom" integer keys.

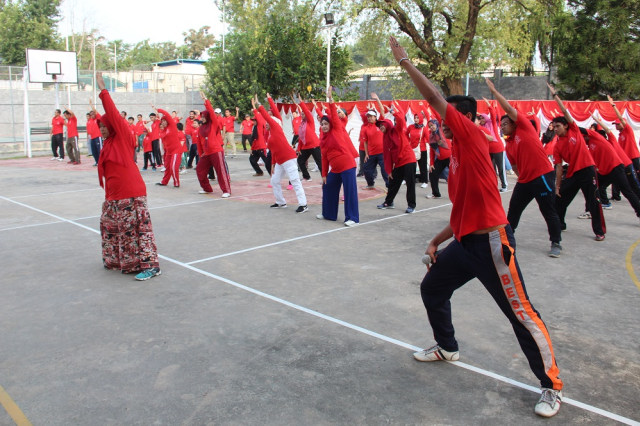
[
  {"left": 214, "top": 108, "right": 222, "bottom": 114},
  {"left": 366, "top": 110, "right": 377, "bottom": 117}
]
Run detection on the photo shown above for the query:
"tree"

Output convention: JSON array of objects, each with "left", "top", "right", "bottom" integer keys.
[
  {"left": 553, "top": 0, "right": 640, "bottom": 100},
  {"left": 182, "top": 26, "right": 216, "bottom": 59},
  {"left": 353, "top": 0, "right": 559, "bottom": 95},
  {"left": 0, "top": 0, "right": 62, "bottom": 65},
  {"left": 204, "top": 0, "right": 353, "bottom": 113}
]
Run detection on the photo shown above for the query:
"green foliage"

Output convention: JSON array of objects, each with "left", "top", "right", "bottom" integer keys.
[
  {"left": 182, "top": 26, "right": 216, "bottom": 60},
  {"left": 0, "top": 0, "right": 62, "bottom": 65},
  {"left": 204, "top": 0, "right": 353, "bottom": 115},
  {"left": 553, "top": 0, "right": 640, "bottom": 99}
]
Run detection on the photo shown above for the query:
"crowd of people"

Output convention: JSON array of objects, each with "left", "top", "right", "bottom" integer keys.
[{"left": 53, "top": 35, "right": 640, "bottom": 417}]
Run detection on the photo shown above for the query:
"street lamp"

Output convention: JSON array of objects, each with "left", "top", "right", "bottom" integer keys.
[{"left": 323, "top": 13, "right": 336, "bottom": 101}]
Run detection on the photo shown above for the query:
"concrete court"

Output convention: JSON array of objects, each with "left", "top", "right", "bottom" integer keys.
[{"left": 0, "top": 154, "right": 639, "bottom": 426}]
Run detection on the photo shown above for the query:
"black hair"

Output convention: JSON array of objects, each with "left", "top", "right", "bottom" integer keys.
[
  {"left": 128, "top": 116, "right": 134, "bottom": 121},
  {"left": 551, "top": 116, "right": 568, "bottom": 126},
  {"left": 121, "top": 110, "right": 127, "bottom": 116},
  {"left": 55, "top": 109, "right": 61, "bottom": 114},
  {"left": 597, "top": 129, "right": 608, "bottom": 139},
  {"left": 177, "top": 123, "right": 184, "bottom": 131},
  {"left": 500, "top": 114, "right": 514, "bottom": 124},
  {"left": 149, "top": 113, "right": 157, "bottom": 117},
  {"left": 578, "top": 127, "right": 588, "bottom": 136},
  {"left": 195, "top": 120, "right": 202, "bottom": 125},
  {"left": 63, "top": 110, "right": 70, "bottom": 115},
  {"left": 445, "top": 95, "right": 477, "bottom": 121},
  {"left": 529, "top": 119, "right": 538, "bottom": 132},
  {"left": 137, "top": 114, "right": 142, "bottom": 117}
]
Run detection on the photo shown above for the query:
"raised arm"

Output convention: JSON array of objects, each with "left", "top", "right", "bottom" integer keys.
[
  {"left": 63, "top": 105, "right": 75, "bottom": 117},
  {"left": 607, "top": 95, "right": 626, "bottom": 127},
  {"left": 591, "top": 114, "right": 611, "bottom": 134},
  {"left": 389, "top": 36, "right": 448, "bottom": 119},
  {"left": 96, "top": 72, "right": 130, "bottom": 140},
  {"left": 266, "top": 94, "right": 282, "bottom": 121},
  {"left": 157, "top": 108, "right": 178, "bottom": 132},
  {"left": 547, "top": 83, "right": 574, "bottom": 124},
  {"left": 486, "top": 78, "right": 517, "bottom": 122}
]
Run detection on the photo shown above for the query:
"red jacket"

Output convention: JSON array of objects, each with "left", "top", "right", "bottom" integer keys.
[
  {"left": 157, "top": 108, "right": 183, "bottom": 155},
  {"left": 257, "top": 105, "right": 296, "bottom": 165},
  {"left": 251, "top": 109, "right": 267, "bottom": 151},
  {"left": 382, "top": 107, "right": 416, "bottom": 175},
  {"left": 97, "top": 89, "right": 146, "bottom": 201},
  {"left": 320, "top": 103, "right": 357, "bottom": 176},
  {"left": 298, "top": 102, "right": 320, "bottom": 150},
  {"left": 199, "top": 100, "right": 224, "bottom": 155}
]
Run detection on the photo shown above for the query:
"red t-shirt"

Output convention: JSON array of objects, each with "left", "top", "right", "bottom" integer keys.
[
  {"left": 87, "top": 115, "right": 101, "bottom": 139},
  {"left": 222, "top": 116, "right": 236, "bottom": 133},
  {"left": 444, "top": 104, "right": 508, "bottom": 239},
  {"left": 606, "top": 133, "right": 631, "bottom": 166},
  {"left": 504, "top": 111, "right": 553, "bottom": 183},
  {"left": 52, "top": 115, "right": 65, "bottom": 135},
  {"left": 241, "top": 119, "right": 253, "bottom": 135},
  {"left": 586, "top": 129, "right": 622, "bottom": 175},
  {"left": 143, "top": 134, "right": 152, "bottom": 153},
  {"left": 360, "top": 122, "right": 384, "bottom": 155},
  {"left": 292, "top": 116, "right": 302, "bottom": 135},
  {"left": 407, "top": 124, "right": 427, "bottom": 151},
  {"left": 553, "top": 121, "right": 594, "bottom": 178},
  {"left": 135, "top": 121, "right": 147, "bottom": 136},
  {"left": 258, "top": 106, "right": 296, "bottom": 165},
  {"left": 66, "top": 116, "right": 78, "bottom": 138},
  {"left": 148, "top": 120, "right": 160, "bottom": 140},
  {"left": 618, "top": 124, "right": 640, "bottom": 160}
]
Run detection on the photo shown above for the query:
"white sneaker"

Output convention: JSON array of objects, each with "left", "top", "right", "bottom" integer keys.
[
  {"left": 179, "top": 169, "right": 187, "bottom": 174},
  {"left": 198, "top": 190, "right": 212, "bottom": 194},
  {"left": 413, "top": 344, "right": 459, "bottom": 362},
  {"left": 160, "top": 167, "right": 166, "bottom": 172},
  {"left": 316, "top": 214, "right": 325, "bottom": 220},
  {"left": 344, "top": 220, "right": 357, "bottom": 227},
  {"left": 57, "top": 157, "right": 64, "bottom": 161},
  {"left": 577, "top": 211, "right": 591, "bottom": 219},
  {"left": 420, "top": 183, "right": 428, "bottom": 188},
  {"left": 534, "top": 388, "right": 562, "bottom": 418},
  {"left": 50, "top": 157, "right": 57, "bottom": 161},
  {"left": 221, "top": 193, "right": 231, "bottom": 198}
]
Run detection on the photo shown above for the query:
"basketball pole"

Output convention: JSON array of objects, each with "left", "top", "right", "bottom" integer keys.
[{"left": 23, "top": 66, "right": 32, "bottom": 158}]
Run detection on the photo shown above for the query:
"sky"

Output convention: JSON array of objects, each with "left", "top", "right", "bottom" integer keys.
[{"left": 58, "top": 0, "right": 225, "bottom": 46}]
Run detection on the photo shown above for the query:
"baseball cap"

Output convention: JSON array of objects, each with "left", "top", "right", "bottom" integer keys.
[
  {"left": 214, "top": 108, "right": 222, "bottom": 114},
  {"left": 612, "top": 120, "right": 621, "bottom": 125},
  {"left": 366, "top": 110, "right": 377, "bottom": 117}
]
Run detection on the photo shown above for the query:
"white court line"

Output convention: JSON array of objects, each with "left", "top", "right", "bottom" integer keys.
[
  {"left": 8, "top": 187, "right": 102, "bottom": 199},
  {"left": 0, "top": 220, "right": 64, "bottom": 232},
  {"left": 1, "top": 195, "right": 637, "bottom": 425},
  {"left": 187, "top": 202, "right": 452, "bottom": 265}
]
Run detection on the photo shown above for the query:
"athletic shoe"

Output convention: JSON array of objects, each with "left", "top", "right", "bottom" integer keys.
[
  {"left": 152, "top": 167, "right": 156, "bottom": 171},
  {"left": 57, "top": 157, "right": 64, "bottom": 161},
  {"left": 160, "top": 167, "right": 166, "bottom": 172},
  {"left": 287, "top": 184, "right": 293, "bottom": 190},
  {"left": 406, "top": 207, "right": 415, "bottom": 214},
  {"left": 577, "top": 211, "right": 591, "bottom": 219},
  {"left": 420, "top": 183, "right": 428, "bottom": 188},
  {"left": 548, "top": 243, "right": 562, "bottom": 258},
  {"left": 612, "top": 196, "right": 622, "bottom": 201},
  {"left": 311, "top": 167, "right": 319, "bottom": 172},
  {"left": 221, "top": 193, "right": 231, "bottom": 198},
  {"left": 534, "top": 388, "right": 562, "bottom": 418},
  {"left": 270, "top": 203, "right": 287, "bottom": 208},
  {"left": 74, "top": 162, "right": 80, "bottom": 165},
  {"left": 356, "top": 172, "right": 364, "bottom": 177},
  {"left": 67, "top": 160, "right": 74, "bottom": 164},
  {"left": 413, "top": 344, "right": 459, "bottom": 362},
  {"left": 93, "top": 163, "right": 98, "bottom": 167},
  {"left": 426, "top": 194, "right": 442, "bottom": 199},
  {"left": 198, "top": 190, "right": 213, "bottom": 194},
  {"left": 186, "top": 166, "right": 193, "bottom": 169},
  {"left": 377, "top": 202, "right": 394, "bottom": 209},
  {"left": 50, "top": 157, "right": 57, "bottom": 161},
  {"left": 253, "top": 173, "right": 264, "bottom": 176},
  {"left": 135, "top": 267, "right": 161, "bottom": 281},
  {"left": 316, "top": 214, "right": 325, "bottom": 220},
  {"left": 344, "top": 220, "right": 357, "bottom": 227},
  {"left": 595, "top": 234, "right": 605, "bottom": 241},
  {"left": 155, "top": 182, "right": 167, "bottom": 186},
  {"left": 267, "top": 184, "right": 272, "bottom": 188},
  {"left": 602, "top": 203, "right": 612, "bottom": 209},
  {"left": 499, "top": 186, "right": 508, "bottom": 192},
  {"left": 179, "top": 169, "right": 187, "bottom": 174},
  {"left": 295, "top": 205, "right": 308, "bottom": 213},
  {"left": 304, "top": 177, "right": 312, "bottom": 182},
  {"left": 361, "top": 185, "right": 376, "bottom": 190}
]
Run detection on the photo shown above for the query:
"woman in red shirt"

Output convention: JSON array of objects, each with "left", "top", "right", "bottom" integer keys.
[
  {"left": 154, "top": 107, "right": 183, "bottom": 188},
  {"left": 94, "top": 73, "right": 160, "bottom": 281},
  {"left": 316, "top": 92, "right": 359, "bottom": 226},
  {"left": 196, "top": 92, "right": 231, "bottom": 197},
  {"left": 427, "top": 118, "right": 451, "bottom": 199}
]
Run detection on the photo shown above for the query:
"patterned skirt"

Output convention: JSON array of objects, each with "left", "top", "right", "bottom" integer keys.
[{"left": 100, "top": 196, "right": 160, "bottom": 273}]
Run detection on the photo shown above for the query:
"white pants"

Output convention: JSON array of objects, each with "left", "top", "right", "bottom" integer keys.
[{"left": 271, "top": 158, "right": 307, "bottom": 206}]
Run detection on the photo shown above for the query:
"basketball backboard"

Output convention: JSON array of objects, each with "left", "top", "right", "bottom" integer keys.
[{"left": 26, "top": 49, "right": 78, "bottom": 84}]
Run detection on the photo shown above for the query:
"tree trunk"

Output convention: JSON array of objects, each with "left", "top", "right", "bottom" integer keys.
[{"left": 441, "top": 77, "right": 464, "bottom": 97}]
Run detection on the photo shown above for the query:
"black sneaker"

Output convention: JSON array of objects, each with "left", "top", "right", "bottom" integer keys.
[
  {"left": 295, "top": 205, "right": 309, "bottom": 213},
  {"left": 270, "top": 203, "right": 287, "bottom": 208},
  {"left": 377, "top": 202, "right": 394, "bottom": 209},
  {"left": 155, "top": 182, "right": 167, "bottom": 186}
]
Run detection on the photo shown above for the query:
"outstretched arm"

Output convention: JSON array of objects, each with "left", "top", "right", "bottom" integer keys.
[
  {"left": 547, "top": 83, "right": 573, "bottom": 124},
  {"left": 607, "top": 95, "right": 627, "bottom": 127},
  {"left": 591, "top": 114, "right": 611, "bottom": 134},
  {"left": 389, "top": 36, "right": 448, "bottom": 119},
  {"left": 486, "top": 78, "right": 517, "bottom": 122}
]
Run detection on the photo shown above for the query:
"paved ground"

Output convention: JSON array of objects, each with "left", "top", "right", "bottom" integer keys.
[{"left": 1, "top": 153, "right": 639, "bottom": 425}]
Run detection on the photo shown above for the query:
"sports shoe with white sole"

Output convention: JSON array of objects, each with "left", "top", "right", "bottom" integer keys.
[
  {"left": 577, "top": 211, "right": 591, "bottom": 219},
  {"left": 198, "top": 190, "right": 213, "bottom": 194},
  {"left": 295, "top": 205, "right": 308, "bottom": 213},
  {"left": 270, "top": 203, "right": 287, "bottom": 208},
  {"left": 135, "top": 267, "right": 161, "bottom": 281},
  {"left": 316, "top": 214, "right": 325, "bottom": 220},
  {"left": 548, "top": 242, "right": 562, "bottom": 258},
  {"left": 344, "top": 220, "right": 357, "bottom": 227},
  {"left": 534, "top": 388, "right": 562, "bottom": 418},
  {"left": 413, "top": 344, "right": 459, "bottom": 362},
  {"left": 221, "top": 193, "right": 231, "bottom": 198},
  {"left": 420, "top": 183, "right": 428, "bottom": 188}
]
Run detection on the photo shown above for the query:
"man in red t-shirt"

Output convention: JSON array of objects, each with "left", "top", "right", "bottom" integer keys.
[
  {"left": 134, "top": 114, "right": 147, "bottom": 153},
  {"left": 548, "top": 85, "right": 605, "bottom": 240},
  {"left": 222, "top": 107, "right": 239, "bottom": 156},
  {"left": 63, "top": 106, "right": 81, "bottom": 164},
  {"left": 240, "top": 114, "right": 253, "bottom": 152},
  {"left": 50, "top": 109, "right": 65, "bottom": 161},
  {"left": 390, "top": 37, "right": 563, "bottom": 418},
  {"left": 486, "top": 79, "right": 562, "bottom": 257},
  {"left": 359, "top": 106, "right": 389, "bottom": 189},
  {"left": 608, "top": 95, "right": 640, "bottom": 199}
]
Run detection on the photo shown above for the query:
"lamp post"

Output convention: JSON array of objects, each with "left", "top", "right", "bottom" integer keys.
[{"left": 323, "top": 13, "right": 335, "bottom": 101}]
